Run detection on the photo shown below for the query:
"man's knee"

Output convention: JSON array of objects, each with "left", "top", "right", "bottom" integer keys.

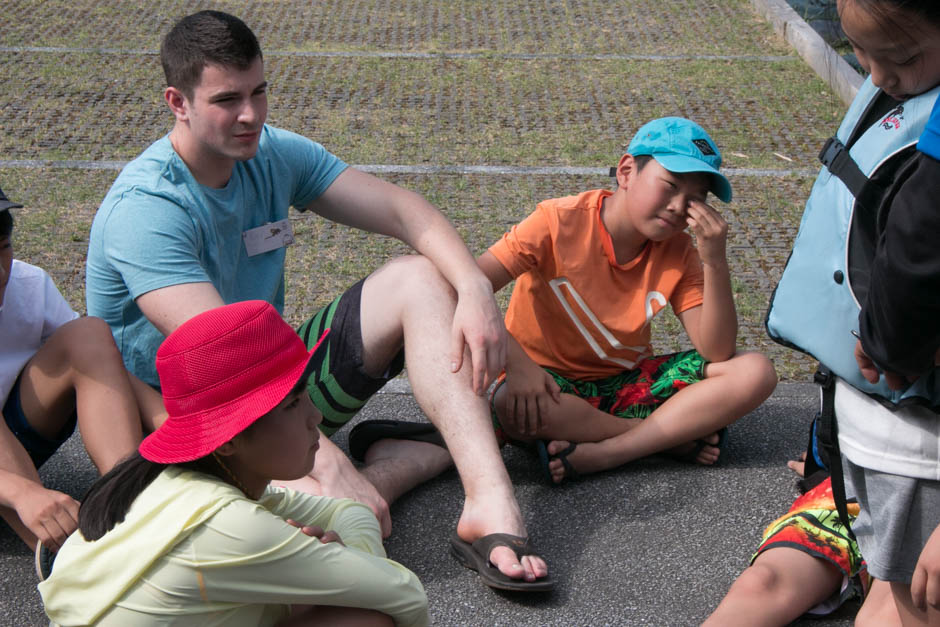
[{"left": 372, "top": 255, "right": 452, "bottom": 299}]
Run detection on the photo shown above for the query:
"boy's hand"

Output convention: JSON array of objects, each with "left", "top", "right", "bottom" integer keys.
[
  {"left": 686, "top": 200, "right": 728, "bottom": 267},
  {"left": 853, "top": 340, "right": 910, "bottom": 390},
  {"left": 503, "top": 355, "right": 561, "bottom": 436},
  {"left": 16, "top": 485, "right": 79, "bottom": 551},
  {"left": 912, "top": 524, "right": 940, "bottom": 611}
]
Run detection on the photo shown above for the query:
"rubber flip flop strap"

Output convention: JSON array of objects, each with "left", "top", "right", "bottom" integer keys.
[{"left": 471, "top": 533, "right": 535, "bottom": 565}]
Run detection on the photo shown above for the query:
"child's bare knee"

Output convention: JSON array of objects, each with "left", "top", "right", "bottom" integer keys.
[
  {"left": 733, "top": 562, "right": 786, "bottom": 599},
  {"left": 727, "top": 351, "right": 777, "bottom": 396},
  {"left": 57, "top": 317, "right": 121, "bottom": 362}
]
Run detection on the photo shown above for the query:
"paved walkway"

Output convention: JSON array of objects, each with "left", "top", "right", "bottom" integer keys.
[{"left": 0, "top": 0, "right": 865, "bottom": 624}]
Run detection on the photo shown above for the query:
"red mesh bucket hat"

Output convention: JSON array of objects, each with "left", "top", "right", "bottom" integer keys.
[{"left": 139, "top": 300, "right": 328, "bottom": 464}]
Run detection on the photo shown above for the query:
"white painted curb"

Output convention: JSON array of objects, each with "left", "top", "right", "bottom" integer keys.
[{"left": 750, "top": 0, "right": 863, "bottom": 106}]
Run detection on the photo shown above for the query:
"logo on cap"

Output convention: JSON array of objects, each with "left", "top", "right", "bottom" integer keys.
[{"left": 692, "top": 139, "right": 716, "bottom": 156}]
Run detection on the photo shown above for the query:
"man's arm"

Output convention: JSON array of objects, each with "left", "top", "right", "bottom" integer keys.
[
  {"left": 309, "top": 168, "right": 506, "bottom": 393},
  {"left": 476, "top": 251, "right": 560, "bottom": 435},
  {"left": 136, "top": 281, "right": 226, "bottom": 336},
  {"left": 677, "top": 201, "right": 737, "bottom": 362}
]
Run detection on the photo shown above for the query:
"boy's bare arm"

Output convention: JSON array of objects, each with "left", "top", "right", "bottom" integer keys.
[
  {"left": 499, "top": 334, "right": 561, "bottom": 436},
  {"left": 476, "top": 251, "right": 513, "bottom": 293},
  {"left": 0, "top": 416, "right": 79, "bottom": 550},
  {"left": 678, "top": 200, "right": 737, "bottom": 362}
]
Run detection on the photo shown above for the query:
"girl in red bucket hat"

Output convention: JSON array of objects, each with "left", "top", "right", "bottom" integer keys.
[{"left": 38, "top": 301, "right": 428, "bottom": 627}]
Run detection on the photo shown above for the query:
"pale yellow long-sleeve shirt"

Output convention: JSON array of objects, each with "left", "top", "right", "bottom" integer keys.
[{"left": 39, "top": 467, "right": 428, "bottom": 626}]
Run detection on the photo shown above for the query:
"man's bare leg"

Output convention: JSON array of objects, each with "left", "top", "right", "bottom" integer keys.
[
  {"left": 360, "top": 439, "right": 453, "bottom": 505},
  {"left": 359, "top": 256, "right": 547, "bottom": 582}
]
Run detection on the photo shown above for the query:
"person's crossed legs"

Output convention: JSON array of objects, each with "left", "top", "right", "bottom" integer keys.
[{"left": 495, "top": 350, "right": 776, "bottom": 483}]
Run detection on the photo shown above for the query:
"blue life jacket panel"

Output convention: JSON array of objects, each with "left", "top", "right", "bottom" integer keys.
[{"left": 766, "top": 77, "right": 940, "bottom": 409}]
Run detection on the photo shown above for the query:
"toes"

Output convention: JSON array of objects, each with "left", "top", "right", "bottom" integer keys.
[
  {"left": 696, "top": 446, "right": 720, "bottom": 465},
  {"left": 520, "top": 554, "right": 549, "bottom": 581},
  {"left": 546, "top": 439, "right": 571, "bottom": 456},
  {"left": 488, "top": 545, "right": 526, "bottom": 579},
  {"left": 548, "top": 458, "right": 566, "bottom": 483}
]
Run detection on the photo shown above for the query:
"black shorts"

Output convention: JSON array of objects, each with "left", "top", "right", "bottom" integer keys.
[
  {"left": 296, "top": 278, "right": 405, "bottom": 436},
  {"left": 3, "top": 372, "right": 77, "bottom": 468}
]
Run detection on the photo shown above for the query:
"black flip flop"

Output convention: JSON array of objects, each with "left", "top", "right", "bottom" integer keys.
[
  {"left": 666, "top": 426, "right": 729, "bottom": 465},
  {"left": 449, "top": 531, "right": 554, "bottom": 591},
  {"left": 347, "top": 419, "right": 446, "bottom": 462},
  {"left": 536, "top": 440, "right": 579, "bottom": 485}
]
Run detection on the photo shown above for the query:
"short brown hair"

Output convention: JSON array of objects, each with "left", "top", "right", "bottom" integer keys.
[{"left": 160, "top": 11, "right": 262, "bottom": 98}]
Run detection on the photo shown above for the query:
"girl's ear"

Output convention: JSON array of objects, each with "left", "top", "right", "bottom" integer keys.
[
  {"left": 616, "top": 153, "right": 636, "bottom": 189},
  {"left": 214, "top": 439, "right": 238, "bottom": 457}
]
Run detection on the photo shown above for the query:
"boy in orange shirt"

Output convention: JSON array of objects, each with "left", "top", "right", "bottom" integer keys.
[{"left": 478, "top": 117, "right": 777, "bottom": 483}]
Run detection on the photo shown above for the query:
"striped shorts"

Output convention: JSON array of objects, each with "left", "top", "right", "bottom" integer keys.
[{"left": 296, "top": 278, "right": 404, "bottom": 436}]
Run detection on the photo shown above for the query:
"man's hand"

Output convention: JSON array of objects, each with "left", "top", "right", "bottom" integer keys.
[
  {"left": 286, "top": 520, "right": 345, "bottom": 546},
  {"left": 449, "top": 280, "right": 507, "bottom": 395},
  {"left": 502, "top": 351, "right": 561, "bottom": 437},
  {"left": 853, "top": 340, "right": 909, "bottom": 390},
  {"left": 302, "top": 437, "right": 393, "bottom": 538},
  {"left": 15, "top": 485, "right": 79, "bottom": 551},
  {"left": 912, "top": 524, "right": 940, "bottom": 612},
  {"left": 686, "top": 200, "right": 728, "bottom": 268}
]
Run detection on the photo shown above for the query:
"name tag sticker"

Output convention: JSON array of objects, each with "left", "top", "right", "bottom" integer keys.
[{"left": 243, "top": 219, "right": 295, "bottom": 256}]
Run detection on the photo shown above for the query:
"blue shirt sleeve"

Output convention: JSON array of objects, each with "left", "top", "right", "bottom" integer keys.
[
  {"left": 262, "top": 127, "right": 348, "bottom": 211},
  {"left": 916, "top": 97, "right": 940, "bottom": 160},
  {"left": 99, "top": 191, "right": 211, "bottom": 300}
]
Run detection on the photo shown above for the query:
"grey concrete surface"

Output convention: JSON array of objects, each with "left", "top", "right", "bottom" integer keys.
[
  {"left": 2, "top": 382, "right": 858, "bottom": 626},
  {"left": 750, "top": 0, "right": 863, "bottom": 105}
]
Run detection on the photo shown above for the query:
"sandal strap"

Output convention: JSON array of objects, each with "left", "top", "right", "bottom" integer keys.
[{"left": 470, "top": 533, "right": 536, "bottom": 565}]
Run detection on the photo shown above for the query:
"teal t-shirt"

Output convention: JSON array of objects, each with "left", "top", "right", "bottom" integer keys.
[{"left": 86, "top": 125, "right": 347, "bottom": 386}]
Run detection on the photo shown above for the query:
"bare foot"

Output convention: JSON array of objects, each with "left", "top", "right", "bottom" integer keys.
[
  {"left": 455, "top": 501, "right": 549, "bottom": 583},
  {"left": 545, "top": 439, "right": 604, "bottom": 483},
  {"left": 665, "top": 431, "right": 722, "bottom": 465},
  {"left": 787, "top": 451, "right": 807, "bottom": 477}
]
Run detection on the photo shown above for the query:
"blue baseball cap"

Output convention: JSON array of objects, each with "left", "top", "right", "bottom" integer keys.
[{"left": 627, "top": 117, "right": 732, "bottom": 203}]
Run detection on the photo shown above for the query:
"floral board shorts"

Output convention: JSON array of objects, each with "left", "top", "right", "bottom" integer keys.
[
  {"left": 491, "top": 349, "right": 706, "bottom": 439},
  {"left": 752, "top": 476, "right": 868, "bottom": 615}
]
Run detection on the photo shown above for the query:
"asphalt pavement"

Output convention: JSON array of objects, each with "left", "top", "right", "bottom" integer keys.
[
  {"left": 0, "top": 0, "right": 868, "bottom": 624},
  {"left": 2, "top": 381, "right": 858, "bottom": 626}
]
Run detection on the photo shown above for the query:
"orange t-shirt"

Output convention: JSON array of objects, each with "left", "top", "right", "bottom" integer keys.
[{"left": 488, "top": 189, "right": 704, "bottom": 380}]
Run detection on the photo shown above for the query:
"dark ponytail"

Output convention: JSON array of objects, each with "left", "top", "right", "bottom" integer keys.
[
  {"left": 79, "top": 452, "right": 238, "bottom": 541},
  {"left": 78, "top": 453, "right": 164, "bottom": 541}
]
